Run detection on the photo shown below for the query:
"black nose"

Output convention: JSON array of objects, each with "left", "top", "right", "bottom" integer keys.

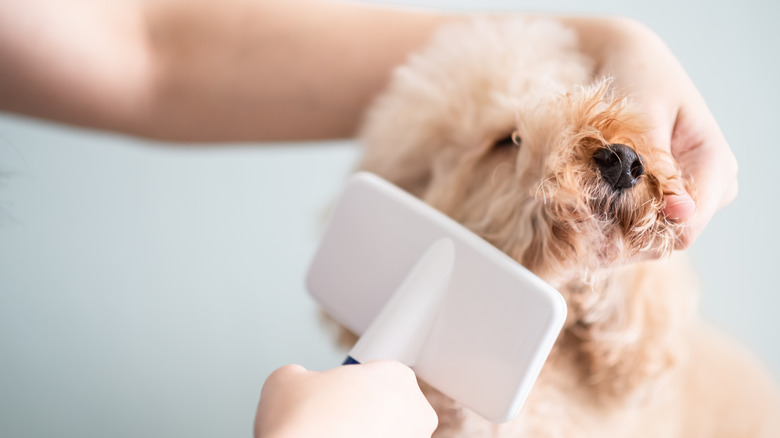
[{"left": 592, "top": 144, "right": 645, "bottom": 190}]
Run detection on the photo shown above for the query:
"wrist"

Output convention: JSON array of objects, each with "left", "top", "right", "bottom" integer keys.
[{"left": 554, "top": 15, "right": 659, "bottom": 70}]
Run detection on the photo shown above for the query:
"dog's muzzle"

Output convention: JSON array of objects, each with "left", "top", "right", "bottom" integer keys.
[{"left": 593, "top": 144, "right": 645, "bottom": 190}]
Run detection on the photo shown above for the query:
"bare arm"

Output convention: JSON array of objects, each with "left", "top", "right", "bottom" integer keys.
[
  {"left": 143, "top": 0, "right": 462, "bottom": 141},
  {"left": 0, "top": 1, "right": 736, "bottom": 248},
  {"left": 0, "top": 0, "right": 151, "bottom": 135},
  {"left": 0, "top": 0, "right": 455, "bottom": 141}
]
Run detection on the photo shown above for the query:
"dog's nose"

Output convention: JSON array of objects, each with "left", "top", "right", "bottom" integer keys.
[{"left": 592, "top": 144, "right": 645, "bottom": 190}]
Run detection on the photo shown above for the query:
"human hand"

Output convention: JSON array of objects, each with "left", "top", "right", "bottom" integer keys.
[
  {"left": 254, "top": 360, "right": 438, "bottom": 438},
  {"left": 578, "top": 17, "right": 738, "bottom": 249}
]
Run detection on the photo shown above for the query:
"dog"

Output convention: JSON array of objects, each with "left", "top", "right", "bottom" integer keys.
[{"left": 353, "top": 18, "right": 780, "bottom": 437}]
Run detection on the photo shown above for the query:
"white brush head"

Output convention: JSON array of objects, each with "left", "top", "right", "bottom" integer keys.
[{"left": 306, "top": 172, "right": 566, "bottom": 423}]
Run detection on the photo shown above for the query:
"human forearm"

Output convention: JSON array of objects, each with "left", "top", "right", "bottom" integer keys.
[
  {"left": 0, "top": 0, "right": 152, "bottom": 132},
  {"left": 0, "top": 2, "right": 646, "bottom": 143},
  {"left": 137, "top": 9, "right": 666, "bottom": 142},
  {"left": 141, "top": 0, "right": 458, "bottom": 141},
  {"left": 0, "top": 0, "right": 458, "bottom": 142}
]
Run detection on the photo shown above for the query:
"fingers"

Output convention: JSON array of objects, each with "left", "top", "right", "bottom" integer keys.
[
  {"left": 259, "top": 360, "right": 438, "bottom": 438},
  {"left": 263, "top": 363, "right": 309, "bottom": 386},
  {"left": 667, "top": 106, "right": 738, "bottom": 249},
  {"left": 366, "top": 360, "right": 433, "bottom": 411},
  {"left": 641, "top": 105, "right": 700, "bottom": 245},
  {"left": 639, "top": 84, "right": 737, "bottom": 250},
  {"left": 663, "top": 193, "right": 696, "bottom": 221},
  {"left": 255, "top": 364, "right": 311, "bottom": 438},
  {"left": 580, "top": 17, "right": 737, "bottom": 252},
  {"left": 357, "top": 360, "right": 439, "bottom": 435},
  {"left": 271, "top": 363, "right": 308, "bottom": 376},
  {"left": 259, "top": 363, "right": 310, "bottom": 403},
  {"left": 604, "top": 21, "right": 738, "bottom": 251},
  {"left": 361, "top": 359, "right": 418, "bottom": 380}
]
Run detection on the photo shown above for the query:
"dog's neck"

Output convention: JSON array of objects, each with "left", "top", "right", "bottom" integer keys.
[{"left": 541, "top": 259, "right": 693, "bottom": 403}]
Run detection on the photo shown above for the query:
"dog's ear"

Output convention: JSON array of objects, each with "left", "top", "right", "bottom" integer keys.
[
  {"left": 357, "top": 83, "right": 454, "bottom": 197},
  {"left": 357, "top": 133, "right": 434, "bottom": 197}
]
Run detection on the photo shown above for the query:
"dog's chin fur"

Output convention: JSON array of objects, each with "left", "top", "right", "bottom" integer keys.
[{"left": 343, "top": 17, "right": 780, "bottom": 437}]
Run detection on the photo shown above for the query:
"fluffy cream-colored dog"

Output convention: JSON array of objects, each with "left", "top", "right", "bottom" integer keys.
[{"left": 356, "top": 19, "right": 780, "bottom": 437}]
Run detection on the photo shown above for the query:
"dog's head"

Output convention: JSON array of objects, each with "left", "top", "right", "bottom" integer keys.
[
  {"left": 360, "top": 76, "right": 685, "bottom": 288},
  {"left": 358, "top": 19, "right": 694, "bottom": 397}
]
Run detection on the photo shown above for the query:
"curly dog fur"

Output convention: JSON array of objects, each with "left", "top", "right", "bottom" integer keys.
[{"left": 355, "top": 18, "right": 780, "bottom": 437}]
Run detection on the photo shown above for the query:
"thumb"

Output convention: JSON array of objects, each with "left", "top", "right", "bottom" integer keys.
[
  {"left": 663, "top": 192, "right": 695, "bottom": 221},
  {"left": 641, "top": 103, "right": 695, "bottom": 221}
]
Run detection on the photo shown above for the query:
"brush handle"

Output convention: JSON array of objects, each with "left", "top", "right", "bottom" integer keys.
[
  {"left": 340, "top": 238, "right": 455, "bottom": 369},
  {"left": 342, "top": 356, "right": 360, "bottom": 365}
]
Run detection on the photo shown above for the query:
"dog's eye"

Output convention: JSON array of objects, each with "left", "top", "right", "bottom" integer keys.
[{"left": 493, "top": 131, "right": 521, "bottom": 149}]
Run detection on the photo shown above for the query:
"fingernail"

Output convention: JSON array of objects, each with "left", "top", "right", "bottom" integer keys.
[{"left": 664, "top": 194, "right": 696, "bottom": 220}]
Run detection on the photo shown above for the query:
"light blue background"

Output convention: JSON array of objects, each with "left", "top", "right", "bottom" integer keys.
[{"left": 1, "top": 1, "right": 778, "bottom": 437}]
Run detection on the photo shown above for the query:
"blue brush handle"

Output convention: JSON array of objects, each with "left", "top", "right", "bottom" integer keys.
[{"left": 342, "top": 356, "right": 360, "bottom": 365}]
